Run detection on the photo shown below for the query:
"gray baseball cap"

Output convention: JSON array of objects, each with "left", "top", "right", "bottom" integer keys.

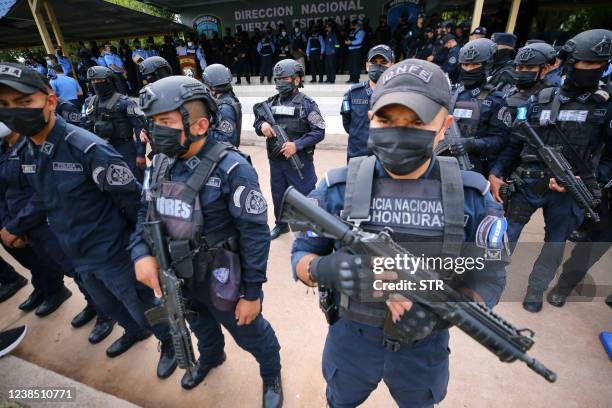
[{"left": 371, "top": 59, "right": 451, "bottom": 123}]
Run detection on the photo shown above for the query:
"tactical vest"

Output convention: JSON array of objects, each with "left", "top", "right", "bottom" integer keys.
[
  {"left": 217, "top": 93, "right": 242, "bottom": 147},
  {"left": 260, "top": 41, "right": 273, "bottom": 56},
  {"left": 338, "top": 156, "right": 465, "bottom": 329},
  {"left": 145, "top": 143, "right": 244, "bottom": 306},
  {"left": 266, "top": 92, "right": 315, "bottom": 160},
  {"left": 146, "top": 143, "right": 235, "bottom": 247},
  {"left": 86, "top": 93, "right": 133, "bottom": 145},
  {"left": 309, "top": 35, "right": 320, "bottom": 52},
  {"left": 520, "top": 87, "right": 608, "bottom": 168},
  {"left": 450, "top": 85, "right": 491, "bottom": 138}
]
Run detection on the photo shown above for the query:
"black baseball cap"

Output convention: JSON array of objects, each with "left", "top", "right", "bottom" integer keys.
[
  {"left": 371, "top": 59, "right": 451, "bottom": 123},
  {"left": 368, "top": 44, "right": 394, "bottom": 63},
  {"left": 441, "top": 34, "right": 456, "bottom": 44},
  {"left": 0, "top": 63, "right": 48, "bottom": 95},
  {"left": 471, "top": 26, "right": 487, "bottom": 36}
]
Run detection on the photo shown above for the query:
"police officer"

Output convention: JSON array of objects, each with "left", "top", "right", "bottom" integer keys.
[
  {"left": 132, "top": 76, "right": 283, "bottom": 405},
  {"left": 203, "top": 63, "right": 242, "bottom": 147},
  {"left": 0, "top": 122, "right": 114, "bottom": 342},
  {"left": 547, "top": 137, "right": 611, "bottom": 307},
  {"left": 306, "top": 25, "right": 325, "bottom": 83},
  {"left": 469, "top": 26, "right": 487, "bottom": 41},
  {"left": 341, "top": 45, "right": 394, "bottom": 161},
  {"left": 139, "top": 56, "right": 173, "bottom": 85},
  {"left": 253, "top": 59, "right": 325, "bottom": 240},
  {"left": 56, "top": 97, "right": 82, "bottom": 127},
  {"left": 404, "top": 13, "right": 426, "bottom": 58},
  {"left": 502, "top": 42, "right": 558, "bottom": 120},
  {"left": 323, "top": 21, "right": 340, "bottom": 83},
  {"left": 0, "top": 253, "right": 27, "bottom": 302},
  {"left": 291, "top": 59, "right": 507, "bottom": 408},
  {"left": 488, "top": 29, "right": 612, "bottom": 312},
  {"left": 257, "top": 34, "right": 276, "bottom": 84},
  {"left": 345, "top": 20, "right": 366, "bottom": 84},
  {"left": 440, "top": 34, "right": 461, "bottom": 84},
  {"left": 415, "top": 27, "right": 436, "bottom": 60},
  {"left": 0, "top": 63, "right": 175, "bottom": 377},
  {"left": 489, "top": 33, "right": 518, "bottom": 92},
  {"left": 82, "top": 66, "right": 146, "bottom": 181},
  {"left": 102, "top": 44, "right": 128, "bottom": 95},
  {"left": 447, "top": 38, "right": 512, "bottom": 176}
]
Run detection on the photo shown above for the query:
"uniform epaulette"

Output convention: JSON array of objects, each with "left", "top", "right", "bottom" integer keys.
[
  {"left": 461, "top": 170, "right": 490, "bottom": 196},
  {"left": 324, "top": 166, "right": 348, "bottom": 188},
  {"left": 64, "top": 129, "right": 96, "bottom": 154}
]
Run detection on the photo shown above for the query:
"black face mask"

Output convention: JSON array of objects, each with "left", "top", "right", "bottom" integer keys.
[
  {"left": 368, "top": 127, "right": 435, "bottom": 175},
  {"left": 367, "top": 64, "right": 388, "bottom": 83},
  {"left": 564, "top": 65, "right": 606, "bottom": 93},
  {"left": 92, "top": 80, "right": 115, "bottom": 99},
  {"left": 493, "top": 48, "right": 515, "bottom": 65},
  {"left": 275, "top": 79, "right": 295, "bottom": 96},
  {"left": 514, "top": 69, "right": 540, "bottom": 89},
  {"left": 460, "top": 66, "right": 486, "bottom": 89},
  {"left": 150, "top": 123, "right": 188, "bottom": 158},
  {"left": 0, "top": 107, "right": 49, "bottom": 136}
]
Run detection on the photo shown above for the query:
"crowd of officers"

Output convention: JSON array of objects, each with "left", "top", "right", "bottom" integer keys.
[{"left": 0, "top": 23, "right": 610, "bottom": 408}]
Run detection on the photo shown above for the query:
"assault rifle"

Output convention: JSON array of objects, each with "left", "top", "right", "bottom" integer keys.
[
  {"left": 280, "top": 186, "right": 557, "bottom": 383},
  {"left": 515, "top": 107, "right": 599, "bottom": 222},
  {"left": 254, "top": 101, "right": 304, "bottom": 179},
  {"left": 143, "top": 221, "right": 199, "bottom": 382},
  {"left": 434, "top": 117, "right": 473, "bottom": 171}
]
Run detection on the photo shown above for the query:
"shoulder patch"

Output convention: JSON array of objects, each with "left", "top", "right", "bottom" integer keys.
[
  {"left": 461, "top": 170, "right": 490, "bottom": 196},
  {"left": 324, "top": 166, "right": 348, "bottom": 188},
  {"left": 64, "top": 130, "right": 96, "bottom": 153}
]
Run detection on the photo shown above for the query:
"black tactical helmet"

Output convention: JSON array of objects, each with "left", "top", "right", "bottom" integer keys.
[
  {"left": 202, "top": 63, "right": 233, "bottom": 92},
  {"left": 139, "top": 75, "right": 218, "bottom": 125},
  {"left": 140, "top": 76, "right": 219, "bottom": 151},
  {"left": 561, "top": 29, "right": 612, "bottom": 62},
  {"left": 458, "top": 38, "right": 497, "bottom": 64},
  {"left": 139, "top": 56, "right": 172, "bottom": 83},
  {"left": 515, "top": 42, "right": 557, "bottom": 66},
  {"left": 87, "top": 66, "right": 114, "bottom": 80},
  {"left": 272, "top": 58, "right": 304, "bottom": 80}
]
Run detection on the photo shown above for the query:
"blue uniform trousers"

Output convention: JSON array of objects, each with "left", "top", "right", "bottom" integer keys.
[
  {"left": 506, "top": 179, "right": 583, "bottom": 291},
  {"left": 323, "top": 318, "right": 449, "bottom": 408},
  {"left": 0, "top": 254, "right": 23, "bottom": 284},
  {"left": 2, "top": 243, "right": 64, "bottom": 296},
  {"left": 270, "top": 158, "right": 317, "bottom": 226},
  {"left": 78, "top": 257, "right": 170, "bottom": 341},
  {"left": 185, "top": 287, "right": 281, "bottom": 382}
]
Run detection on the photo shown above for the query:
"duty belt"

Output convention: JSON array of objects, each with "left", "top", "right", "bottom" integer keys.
[
  {"left": 516, "top": 167, "right": 553, "bottom": 179},
  {"left": 352, "top": 322, "right": 422, "bottom": 352}
]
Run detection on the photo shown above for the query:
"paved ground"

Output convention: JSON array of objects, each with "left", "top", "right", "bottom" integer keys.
[{"left": 1, "top": 83, "right": 611, "bottom": 407}]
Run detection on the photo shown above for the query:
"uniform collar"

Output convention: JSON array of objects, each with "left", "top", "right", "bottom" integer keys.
[{"left": 34, "top": 116, "right": 66, "bottom": 159}]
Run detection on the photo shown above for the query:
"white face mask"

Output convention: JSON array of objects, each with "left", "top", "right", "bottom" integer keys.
[
  {"left": 0, "top": 122, "right": 12, "bottom": 138},
  {"left": 187, "top": 42, "right": 194, "bottom": 47},
  {"left": 294, "top": 28, "right": 300, "bottom": 33}
]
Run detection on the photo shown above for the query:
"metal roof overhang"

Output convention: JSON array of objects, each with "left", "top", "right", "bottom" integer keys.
[{"left": 0, "top": 0, "right": 190, "bottom": 49}]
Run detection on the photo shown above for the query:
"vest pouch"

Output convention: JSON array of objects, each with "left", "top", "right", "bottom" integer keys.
[
  {"left": 168, "top": 239, "right": 194, "bottom": 279},
  {"left": 208, "top": 248, "right": 242, "bottom": 312},
  {"left": 94, "top": 120, "right": 114, "bottom": 140}
]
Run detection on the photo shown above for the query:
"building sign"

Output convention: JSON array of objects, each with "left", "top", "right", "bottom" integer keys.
[{"left": 185, "top": 0, "right": 380, "bottom": 33}]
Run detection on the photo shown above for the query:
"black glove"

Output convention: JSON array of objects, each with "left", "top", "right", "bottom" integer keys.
[
  {"left": 310, "top": 248, "right": 372, "bottom": 299},
  {"left": 449, "top": 138, "right": 477, "bottom": 156},
  {"left": 394, "top": 303, "right": 439, "bottom": 342}
]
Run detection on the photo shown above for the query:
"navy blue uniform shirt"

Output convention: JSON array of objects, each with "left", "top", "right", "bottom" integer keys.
[{"left": 22, "top": 116, "right": 142, "bottom": 268}]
